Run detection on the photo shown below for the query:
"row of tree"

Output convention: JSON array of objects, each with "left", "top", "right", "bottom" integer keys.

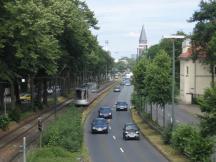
[
  {"left": 0, "top": 0, "right": 114, "bottom": 111},
  {"left": 133, "top": 50, "right": 171, "bottom": 127}
]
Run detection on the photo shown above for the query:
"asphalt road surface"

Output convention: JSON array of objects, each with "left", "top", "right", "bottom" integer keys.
[{"left": 85, "top": 85, "right": 169, "bottom": 162}]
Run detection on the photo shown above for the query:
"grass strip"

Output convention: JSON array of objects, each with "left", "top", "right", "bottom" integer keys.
[{"left": 131, "top": 108, "right": 190, "bottom": 162}]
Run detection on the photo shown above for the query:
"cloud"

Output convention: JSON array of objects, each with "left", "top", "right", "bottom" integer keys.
[{"left": 127, "top": 32, "right": 140, "bottom": 38}]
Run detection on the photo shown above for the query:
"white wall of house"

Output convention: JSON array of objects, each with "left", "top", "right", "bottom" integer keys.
[{"left": 180, "top": 40, "right": 213, "bottom": 104}]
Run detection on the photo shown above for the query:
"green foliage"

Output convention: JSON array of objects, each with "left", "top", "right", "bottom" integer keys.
[
  {"left": 0, "top": 115, "right": 10, "bottom": 130},
  {"left": 171, "top": 124, "right": 214, "bottom": 162},
  {"left": 190, "top": 0, "right": 216, "bottom": 83},
  {"left": 145, "top": 50, "right": 171, "bottom": 106},
  {"left": 9, "top": 107, "right": 21, "bottom": 122},
  {"left": 162, "top": 122, "right": 173, "bottom": 144},
  {"left": 27, "top": 147, "right": 79, "bottom": 162},
  {"left": 42, "top": 106, "right": 82, "bottom": 152},
  {"left": 198, "top": 86, "right": 216, "bottom": 137}
]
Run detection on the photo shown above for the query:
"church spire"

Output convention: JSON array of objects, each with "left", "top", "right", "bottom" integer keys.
[{"left": 138, "top": 25, "right": 148, "bottom": 57}]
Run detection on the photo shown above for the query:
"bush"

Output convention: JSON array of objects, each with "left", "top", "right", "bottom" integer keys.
[
  {"left": 0, "top": 115, "right": 10, "bottom": 130},
  {"left": 162, "top": 122, "right": 173, "bottom": 144},
  {"left": 27, "top": 147, "right": 77, "bottom": 162},
  {"left": 9, "top": 107, "right": 21, "bottom": 122},
  {"left": 171, "top": 124, "right": 214, "bottom": 162},
  {"left": 171, "top": 124, "right": 194, "bottom": 152},
  {"left": 42, "top": 106, "right": 82, "bottom": 152}
]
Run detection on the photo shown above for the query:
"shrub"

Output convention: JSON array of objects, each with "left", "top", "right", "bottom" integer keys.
[
  {"left": 42, "top": 106, "right": 82, "bottom": 152},
  {"left": 0, "top": 115, "right": 10, "bottom": 131},
  {"left": 162, "top": 122, "right": 173, "bottom": 144},
  {"left": 171, "top": 124, "right": 214, "bottom": 162},
  {"left": 27, "top": 147, "right": 77, "bottom": 162},
  {"left": 171, "top": 124, "right": 194, "bottom": 152}
]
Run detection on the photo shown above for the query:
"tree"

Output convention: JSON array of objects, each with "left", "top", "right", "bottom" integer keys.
[
  {"left": 145, "top": 50, "right": 171, "bottom": 126},
  {"left": 198, "top": 86, "right": 216, "bottom": 137},
  {"left": 189, "top": 0, "right": 216, "bottom": 86}
]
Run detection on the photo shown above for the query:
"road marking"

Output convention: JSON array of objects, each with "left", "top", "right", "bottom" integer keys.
[
  {"left": 176, "top": 120, "right": 180, "bottom": 123},
  {"left": 120, "top": 147, "right": 124, "bottom": 153},
  {"left": 109, "top": 126, "right": 111, "bottom": 130},
  {"left": 112, "top": 136, "right": 116, "bottom": 140}
]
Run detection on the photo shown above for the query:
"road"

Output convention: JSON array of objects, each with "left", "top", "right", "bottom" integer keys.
[{"left": 85, "top": 85, "right": 168, "bottom": 162}]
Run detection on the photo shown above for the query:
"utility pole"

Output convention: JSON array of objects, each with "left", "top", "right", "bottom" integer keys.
[{"left": 23, "top": 137, "right": 26, "bottom": 162}]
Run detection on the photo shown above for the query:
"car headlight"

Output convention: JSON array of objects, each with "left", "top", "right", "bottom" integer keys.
[
  {"left": 125, "top": 131, "right": 128, "bottom": 134},
  {"left": 136, "top": 131, "right": 139, "bottom": 134},
  {"left": 100, "top": 113, "right": 102, "bottom": 115},
  {"left": 109, "top": 113, "right": 111, "bottom": 115},
  {"left": 92, "top": 127, "right": 96, "bottom": 129},
  {"left": 103, "top": 127, "right": 107, "bottom": 129}
]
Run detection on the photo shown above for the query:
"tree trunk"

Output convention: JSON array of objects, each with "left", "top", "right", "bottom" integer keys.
[
  {"left": 14, "top": 80, "right": 21, "bottom": 105},
  {"left": 0, "top": 84, "right": 4, "bottom": 112},
  {"left": 43, "top": 78, "right": 47, "bottom": 105},
  {"left": 210, "top": 64, "right": 215, "bottom": 87},
  {"left": 150, "top": 104, "right": 153, "bottom": 120},
  {"left": 156, "top": 105, "right": 159, "bottom": 124},
  {"left": 8, "top": 79, "right": 15, "bottom": 110},
  {"left": 30, "top": 75, "right": 35, "bottom": 111},
  {"left": 163, "top": 105, "right": 165, "bottom": 128}
]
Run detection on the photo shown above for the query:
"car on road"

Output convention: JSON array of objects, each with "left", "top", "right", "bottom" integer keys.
[
  {"left": 124, "top": 80, "right": 131, "bottom": 86},
  {"left": 20, "top": 93, "right": 31, "bottom": 102},
  {"left": 98, "top": 106, "right": 112, "bottom": 119},
  {"left": 113, "top": 86, "right": 121, "bottom": 92},
  {"left": 91, "top": 118, "right": 109, "bottom": 134},
  {"left": 116, "top": 101, "right": 128, "bottom": 111},
  {"left": 123, "top": 123, "right": 140, "bottom": 140}
]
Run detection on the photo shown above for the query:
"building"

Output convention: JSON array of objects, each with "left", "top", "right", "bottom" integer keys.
[
  {"left": 137, "top": 25, "right": 148, "bottom": 57},
  {"left": 179, "top": 39, "right": 214, "bottom": 104}
]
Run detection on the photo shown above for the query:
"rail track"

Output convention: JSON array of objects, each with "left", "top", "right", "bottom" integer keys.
[{"left": 0, "top": 81, "right": 115, "bottom": 162}]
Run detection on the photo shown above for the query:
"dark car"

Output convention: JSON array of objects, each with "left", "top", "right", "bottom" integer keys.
[
  {"left": 113, "top": 86, "right": 121, "bottom": 92},
  {"left": 98, "top": 106, "right": 112, "bottom": 119},
  {"left": 123, "top": 123, "right": 140, "bottom": 140},
  {"left": 91, "top": 118, "right": 109, "bottom": 134},
  {"left": 116, "top": 101, "right": 128, "bottom": 111}
]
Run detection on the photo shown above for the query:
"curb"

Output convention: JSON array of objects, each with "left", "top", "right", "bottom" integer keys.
[{"left": 130, "top": 108, "right": 189, "bottom": 162}]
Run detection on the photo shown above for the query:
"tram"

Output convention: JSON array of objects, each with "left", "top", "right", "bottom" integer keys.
[{"left": 74, "top": 87, "right": 89, "bottom": 106}]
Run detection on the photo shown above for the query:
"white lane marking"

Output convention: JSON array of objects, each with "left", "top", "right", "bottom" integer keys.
[
  {"left": 109, "top": 126, "right": 111, "bottom": 130},
  {"left": 113, "top": 136, "right": 116, "bottom": 140},
  {"left": 120, "top": 147, "right": 124, "bottom": 153}
]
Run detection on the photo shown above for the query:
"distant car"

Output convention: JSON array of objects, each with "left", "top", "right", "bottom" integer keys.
[
  {"left": 124, "top": 80, "right": 131, "bottom": 86},
  {"left": 98, "top": 106, "right": 112, "bottom": 119},
  {"left": 123, "top": 123, "right": 140, "bottom": 140},
  {"left": 116, "top": 101, "right": 128, "bottom": 111},
  {"left": 20, "top": 93, "right": 31, "bottom": 102},
  {"left": 91, "top": 118, "right": 109, "bottom": 134},
  {"left": 113, "top": 86, "right": 121, "bottom": 92}
]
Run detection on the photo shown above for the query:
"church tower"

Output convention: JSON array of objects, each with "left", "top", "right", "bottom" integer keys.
[{"left": 138, "top": 25, "right": 148, "bottom": 57}]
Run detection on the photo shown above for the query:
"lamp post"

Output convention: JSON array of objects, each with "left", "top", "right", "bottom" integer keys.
[{"left": 163, "top": 35, "right": 185, "bottom": 126}]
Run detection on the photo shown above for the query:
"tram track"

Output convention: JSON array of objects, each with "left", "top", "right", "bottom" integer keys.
[{"left": 0, "top": 81, "right": 116, "bottom": 162}]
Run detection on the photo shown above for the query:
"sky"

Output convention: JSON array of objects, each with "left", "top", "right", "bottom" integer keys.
[{"left": 85, "top": 0, "right": 201, "bottom": 59}]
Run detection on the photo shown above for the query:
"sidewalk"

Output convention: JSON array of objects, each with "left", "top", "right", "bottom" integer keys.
[{"left": 177, "top": 103, "right": 203, "bottom": 117}]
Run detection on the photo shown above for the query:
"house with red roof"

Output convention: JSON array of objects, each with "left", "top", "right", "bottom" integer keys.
[{"left": 179, "top": 39, "right": 213, "bottom": 104}]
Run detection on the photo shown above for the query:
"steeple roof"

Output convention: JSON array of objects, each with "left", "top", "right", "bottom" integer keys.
[{"left": 139, "top": 25, "right": 147, "bottom": 44}]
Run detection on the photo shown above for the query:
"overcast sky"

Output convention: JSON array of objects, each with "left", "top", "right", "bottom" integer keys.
[{"left": 85, "top": 0, "right": 201, "bottom": 59}]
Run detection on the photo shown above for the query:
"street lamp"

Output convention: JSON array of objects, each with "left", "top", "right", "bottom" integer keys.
[{"left": 163, "top": 35, "right": 185, "bottom": 125}]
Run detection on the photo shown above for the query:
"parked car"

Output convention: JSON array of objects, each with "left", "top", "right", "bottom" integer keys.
[
  {"left": 116, "top": 101, "right": 128, "bottom": 111},
  {"left": 91, "top": 118, "right": 109, "bottom": 134},
  {"left": 123, "top": 123, "right": 140, "bottom": 140},
  {"left": 113, "top": 86, "right": 121, "bottom": 92},
  {"left": 98, "top": 106, "right": 112, "bottom": 119},
  {"left": 20, "top": 93, "right": 31, "bottom": 102}
]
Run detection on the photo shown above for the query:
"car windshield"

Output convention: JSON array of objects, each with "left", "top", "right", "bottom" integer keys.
[
  {"left": 125, "top": 124, "right": 138, "bottom": 130},
  {"left": 117, "top": 101, "right": 127, "bottom": 105},
  {"left": 100, "top": 107, "right": 111, "bottom": 113},
  {"left": 94, "top": 119, "right": 106, "bottom": 125}
]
